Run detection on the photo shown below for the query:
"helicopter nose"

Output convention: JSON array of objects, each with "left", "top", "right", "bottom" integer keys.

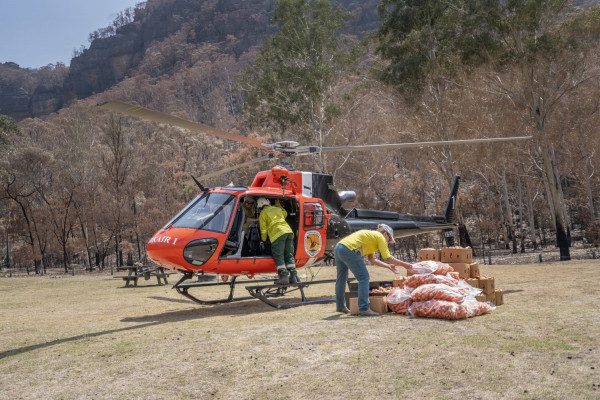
[{"left": 146, "top": 230, "right": 220, "bottom": 269}]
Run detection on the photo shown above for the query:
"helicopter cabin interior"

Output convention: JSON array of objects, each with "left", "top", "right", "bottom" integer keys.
[{"left": 220, "top": 195, "right": 302, "bottom": 259}]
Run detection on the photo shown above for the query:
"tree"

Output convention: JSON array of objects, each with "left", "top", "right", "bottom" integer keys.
[
  {"left": 0, "top": 115, "right": 20, "bottom": 151},
  {"left": 376, "top": 0, "right": 495, "bottom": 187},
  {"left": 100, "top": 116, "right": 132, "bottom": 268},
  {"left": 377, "top": 0, "right": 600, "bottom": 260},
  {"left": 238, "top": 0, "right": 359, "bottom": 171},
  {"left": 475, "top": 2, "right": 600, "bottom": 260}
]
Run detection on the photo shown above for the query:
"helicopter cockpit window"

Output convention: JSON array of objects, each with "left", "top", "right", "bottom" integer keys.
[
  {"left": 169, "top": 193, "right": 235, "bottom": 233},
  {"left": 303, "top": 202, "right": 324, "bottom": 229}
]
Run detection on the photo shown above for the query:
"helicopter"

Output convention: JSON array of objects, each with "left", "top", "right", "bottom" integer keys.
[{"left": 99, "top": 100, "right": 531, "bottom": 308}]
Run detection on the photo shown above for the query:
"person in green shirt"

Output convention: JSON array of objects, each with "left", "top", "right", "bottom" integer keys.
[
  {"left": 257, "top": 197, "right": 298, "bottom": 285},
  {"left": 334, "top": 224, "right": 413, "bottom": 316}
]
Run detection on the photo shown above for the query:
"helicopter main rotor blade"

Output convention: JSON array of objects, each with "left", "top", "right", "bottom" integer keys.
[
  {"left": 319, "top": 136, "right": 532, "bottom": 153},
  {"left": 196, "top": 154, "right": 274, "bottom": 182},
  {"left": 98, "top": 100, "right": 272, "bottom": 151}
]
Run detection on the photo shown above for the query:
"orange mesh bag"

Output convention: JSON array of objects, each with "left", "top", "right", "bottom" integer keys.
[
  {"left": 462, "top": 297, "right": 496, "bottom": 317},
  {"left": 408, "top": 300, "right": 469, "bottom": 320},
  {"left": 404, "top": 273, "right": 458, "bottom": 289},
  {"left": 370, "top": 286, "right": 394, "bottom": 294},
  {"left": 386, "top": 287, "right": 412, "bottom": 315},
  {"left": 410, "top": 283, "right": 465, "bottom": 303},
  {"left": 409, "top": 261, "right": 454, "bottom": 276}
]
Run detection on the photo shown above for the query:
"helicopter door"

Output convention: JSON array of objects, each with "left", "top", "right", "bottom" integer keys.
[{"left": 300, "top": 201, "right": 326, "bottom": 259}]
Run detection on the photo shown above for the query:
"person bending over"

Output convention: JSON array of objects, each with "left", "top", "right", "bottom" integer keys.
[
  {"left": 334, "top": 224, "right": 412, "bottom": 316},
  {"left": 257, "top": 197, "right": 298, "bottom": 285}
]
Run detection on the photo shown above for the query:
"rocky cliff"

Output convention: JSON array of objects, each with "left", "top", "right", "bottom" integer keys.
[{"left": 0, "top": 0, "right": 380, "bottom": 120}]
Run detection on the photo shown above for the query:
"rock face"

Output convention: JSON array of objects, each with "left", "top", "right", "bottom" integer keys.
[
  {"left": 0, "top": 81, "right": 31, "bottom": 120},
  {"left": 31, "top": 84, "right": 63, "bottom": 116},
  {"left": 2, "top": 0, "right": 380, "bottom": 120},
  {"left": 0, "top": 74, "right": 65, "bottom": 120}
]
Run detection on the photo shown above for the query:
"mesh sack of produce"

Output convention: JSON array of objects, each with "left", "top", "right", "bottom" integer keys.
[
  {"left": 410, "top": 283, "right": 466, "bottom": 303},
  {"left": 386, "top": 287, "right": 413, "bottom": 315},
  {"left": 404, "top": 273, "right": 458, "bottom": 289},
  {"left": 408, "top": 300, "right": 469, "bottom": 320},
  {"left": 456, "top": 280, "right": 482, "bottom": 296},
  {"left": 370, "top": 286, "right": 394, "bottom": 294},
  {"left": 447, "top": 271, "right": 460, "bottom": 280},
  {"left": 462, "top": 296, "right": 496, "bottom": 317},
  {"left": 409, "top": 260, "right": 454, "bottom": 276}
]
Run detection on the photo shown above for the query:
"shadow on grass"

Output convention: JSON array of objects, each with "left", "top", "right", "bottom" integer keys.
[
  {"left": 147, "top": 295, "right": 193, "bottom": 304},
  {"left": 123, "top": 294, "right": 336, "bottom": 324},
  {"left": 0, "top": 294, "right": 334, "bottom": 359},
  {"left": 0, "top": 322, "right": 162, "bottom": 360},
  {"left": 503, "top": 289, "right": 524, "bottom": 294}
]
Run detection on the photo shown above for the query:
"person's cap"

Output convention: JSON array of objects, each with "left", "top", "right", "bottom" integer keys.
[{"left": 378, "top": 224, "right": 395, "bottom": 244}]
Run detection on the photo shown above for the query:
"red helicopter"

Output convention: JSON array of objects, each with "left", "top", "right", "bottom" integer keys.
[{"left": 99, "top": 101, "right": 530, "bottom": 308}]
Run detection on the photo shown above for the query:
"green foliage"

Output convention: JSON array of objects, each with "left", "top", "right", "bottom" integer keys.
[
  {"left": 376, "top": 0, "right": 494, "bottom": 93},
  {"left": 0, "top": 114, "right": 20, "bottom": 149},
  {"left": 238, "top": 0, "right": 359, "bottom": 141},
  {"left": 375, "top": 0, "right": 600, "bottom": 92}
]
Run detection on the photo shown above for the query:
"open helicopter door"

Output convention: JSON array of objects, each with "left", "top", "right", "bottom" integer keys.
[{"left": 297, "top": 198, "right": 328, "bottom": 268}]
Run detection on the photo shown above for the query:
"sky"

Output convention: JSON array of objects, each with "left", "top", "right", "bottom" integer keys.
[{"left": 0, "top": 0, "right": 142, "bottom": 69}]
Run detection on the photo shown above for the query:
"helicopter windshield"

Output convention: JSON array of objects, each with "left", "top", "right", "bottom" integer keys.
[{"left": 169, "top": 192, "right": 236, "bottom": 233}]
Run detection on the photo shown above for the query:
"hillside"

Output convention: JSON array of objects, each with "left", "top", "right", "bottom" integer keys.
[{"left": 0, "top": 0, "right": 379, "bottom": 120}]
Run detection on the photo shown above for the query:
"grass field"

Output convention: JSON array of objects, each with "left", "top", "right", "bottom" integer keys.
[{"left": 1, "top": 261, "right": 599, "bottom": 400}]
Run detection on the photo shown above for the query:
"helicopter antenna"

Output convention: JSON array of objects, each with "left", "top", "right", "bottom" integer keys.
[{"left": 190, "top": 175, "right": 206, "bottom": 191}]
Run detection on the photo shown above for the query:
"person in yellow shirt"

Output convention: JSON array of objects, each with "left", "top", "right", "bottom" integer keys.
[
  {"left": 334, "top": 224, "right": 413, "bottom": 316},
  {"left": 257, "top": 197, "right": 298, "bottom": 285},
  {"left": 242, "top": 197, "right": 258, "bottom": 231}
]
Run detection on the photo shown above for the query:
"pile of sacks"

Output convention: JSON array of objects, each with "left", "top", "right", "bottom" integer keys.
[{"left": 387, "top": 259, "right": 495, "bottom": 320}]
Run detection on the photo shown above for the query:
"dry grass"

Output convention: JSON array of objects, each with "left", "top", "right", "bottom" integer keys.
[{"left": 1, "top": 261, "right": 599, "bottom": 400}]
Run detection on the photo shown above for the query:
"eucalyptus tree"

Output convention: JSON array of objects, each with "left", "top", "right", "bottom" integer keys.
[
  {"left": 472, "top": 1, "right": 600, "bottom": 261},
  {"left": 377, "top": 0, "right": 600, "bottom": 260},
  {"left": 0, "top": 115, "right": 20, "bottom": 151}
]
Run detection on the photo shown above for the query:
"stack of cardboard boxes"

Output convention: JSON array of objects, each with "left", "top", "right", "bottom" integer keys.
[{"left": 418, "top": 247, "right": 503, "bottom": 306}]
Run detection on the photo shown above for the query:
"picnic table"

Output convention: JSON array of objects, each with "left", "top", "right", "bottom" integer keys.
[{"left": 114, "top": 265, "right": 172, "bottom": 287}]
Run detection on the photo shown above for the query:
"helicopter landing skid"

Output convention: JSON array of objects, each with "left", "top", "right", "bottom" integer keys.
[
  {"left": 245, "top": 279, "right": 340, "bottom": 309},
  {"left": 173, "top": 273, "right": 278, "bottom": 305},
  {"left": 173, "top": 273, "right": 344, "bottom": 309}
]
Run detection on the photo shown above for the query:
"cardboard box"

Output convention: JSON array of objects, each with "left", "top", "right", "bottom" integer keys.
[
  {"left": 478, "top": 276, "right": 495, "bottom": 295},
  {"left": 418, "top": 248, "right": 441, "bottom": 261},
  {"left": 349, "top": 295, "right": 388, "bottom": 315},
  {"left": 486, "top": 293, "right": 496, "bottom": 304},
  {"left": 469, "top": 263, "right": 480, "bottom": 278},
  {"left": 466, "top": 278, "right": 479, "bottom": 288},
  {"left": 475, "top": 294, "right": 486, "bottom": 302},
  {"left": 369, "top": 295, "right": 388, "bottom": 314},
  {"left": 495, "top": 289, "right": 504, "bottom": 306},
  {"left": 449, "top": 263, "right": 470, "bottom": 279},
  {"left": 393, "top": 277, "right": 406, "bottom": 288},
  {"left": 441, "top": 247, "right": 473, "bottom": 264}
]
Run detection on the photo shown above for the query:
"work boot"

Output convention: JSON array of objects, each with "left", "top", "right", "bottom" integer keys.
[
  {"left": 289, "top": 271, "right": 300, "bottom": 284},
  {"left": 337, "top": 307, "right": 350, "bottom": 314},
  {"left": 358, "top": 309, "right": 381, "bottom": 317},
  {"left": 274, "top": 270, "right": 289, "bottom": 285}
]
